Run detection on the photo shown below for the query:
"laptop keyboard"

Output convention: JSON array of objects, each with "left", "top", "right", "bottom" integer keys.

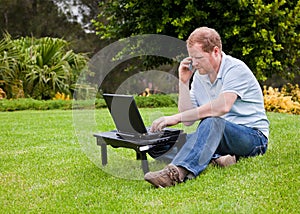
[{"left": 145, "top": 128, "right": 174, "bottom": 139}]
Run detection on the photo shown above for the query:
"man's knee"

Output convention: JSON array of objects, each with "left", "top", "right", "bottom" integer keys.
[
  {"left": 198, "top": 117, "right": 226, "bottom": 132},
  {"left": 200, "top": 117, "right": 225, "bottom": 125}
]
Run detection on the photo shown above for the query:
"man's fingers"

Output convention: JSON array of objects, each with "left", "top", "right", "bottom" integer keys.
[{"left": 150, "top": 117, "right": 166, "bottom": 132}]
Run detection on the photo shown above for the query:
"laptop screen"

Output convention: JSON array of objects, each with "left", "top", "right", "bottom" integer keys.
[{"left": 103, "top": 94, "right": 148, "bottom": 136}]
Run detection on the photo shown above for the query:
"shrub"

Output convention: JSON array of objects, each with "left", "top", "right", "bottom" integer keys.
[
  {"left": 281, "top": 83, "right": 300, "bottom": 103},
  {"left": 263, "top": 84, "right": 300, "bottom": 115},
  {"left": 0, "top": 35, "right": 89, "bottom": 100},
  {"left": 0, "top": 99, "right": 72, "bottom": 111},
  {"left": 134, "top": 94, "right": 177, "bottom": 108},
  {"left": 0, "top": 94, "right": 177, "bottom": 111},
  {"left": 53, "top": 92, "right": 71, "bottom": 100},
  {"left": 1, "top": 90, "right": 300, "bottom": 115}
]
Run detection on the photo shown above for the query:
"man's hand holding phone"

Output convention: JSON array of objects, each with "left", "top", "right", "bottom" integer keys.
[{"left": 179, "top": 57, "right": 195, "bottom": 84}]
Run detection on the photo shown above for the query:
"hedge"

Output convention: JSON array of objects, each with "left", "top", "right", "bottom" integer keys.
[{"left": 0, "top": 94, "right": 177, "bottom": 111}]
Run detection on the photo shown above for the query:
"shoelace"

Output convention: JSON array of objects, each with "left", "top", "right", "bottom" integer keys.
[{"left": 167, "top": 166, "right": 182, "bottom": 185}]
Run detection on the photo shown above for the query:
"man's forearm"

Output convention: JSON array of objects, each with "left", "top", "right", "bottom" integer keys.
[
  {"left": 176, "top": 101, "right": 224, "bottom": 124},
  {"left": 178, "top": 81, "right": 194, "bottom": 113},
  {"left": 178, "top": 81, "right": 196, "bottom": 126},
  {"left": 177, "top": 92, "right": 237, "bottom": 123}
]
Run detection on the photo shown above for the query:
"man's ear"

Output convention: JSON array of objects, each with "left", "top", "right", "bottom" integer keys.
[{"left": 213, "top": 46, "right": 220, "bottom": 56}]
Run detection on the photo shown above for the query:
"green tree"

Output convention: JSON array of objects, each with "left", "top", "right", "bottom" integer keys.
[
  {"left": 0, "top": 0, "right": 104, "bottom": 54},
  {"left": 92, "top": 0, "right": 300, "bottom": 82}
]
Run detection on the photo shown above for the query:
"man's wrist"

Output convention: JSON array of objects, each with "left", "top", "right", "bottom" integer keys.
[
  {"left": 173, "top": 113, "right": 182, "bottom": 124},
  {"left": 179, "top": 81, "right": 190, "bottom": 91}
]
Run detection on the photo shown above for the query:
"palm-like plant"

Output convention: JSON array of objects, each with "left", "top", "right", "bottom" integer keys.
[
  {"left": 15, "top": 36, "right": 88, "bottom": 99},
  {"left": 0, "top": 33, "right": 24, "bottom": 98},
  {"left": 1, "top": 35, "right": 88, "bottom": 99}
]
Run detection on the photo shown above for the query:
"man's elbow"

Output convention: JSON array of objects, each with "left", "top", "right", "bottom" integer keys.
[
  {"left": 214, "top": 104, "right": 231, "bottom": 116},
  {"left": 221, "top": 104, "right": 232, "bottom": 115},
  {"left": 217, "top": 93, "right": 237, "bottom": 115},
  {"left": 182, "top": 121, "right": 195, "bottom": 126}
]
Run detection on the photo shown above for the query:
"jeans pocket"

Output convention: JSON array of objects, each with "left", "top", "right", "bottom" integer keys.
[{"left": 248, "top": 144, "right": 268, "bottom": 157}]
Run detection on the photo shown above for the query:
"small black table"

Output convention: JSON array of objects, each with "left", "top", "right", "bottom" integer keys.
[{"left": 94, "top": 130, "right": 186, "bottom": 174}]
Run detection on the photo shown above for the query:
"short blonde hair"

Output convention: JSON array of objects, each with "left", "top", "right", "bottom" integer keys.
[{"left": 187, "top": 27, "right": 222, "bottom": 52}]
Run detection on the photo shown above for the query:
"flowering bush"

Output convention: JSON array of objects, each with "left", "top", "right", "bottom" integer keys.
[
  {"left": 263, "top": 84, "right": 300, "bottom": 115},
  {"left": 53, "top": 92, "right": 70, "bottom": 101},
  {"left": 281, "top": 83, "right": 300, "bottom": 103}
]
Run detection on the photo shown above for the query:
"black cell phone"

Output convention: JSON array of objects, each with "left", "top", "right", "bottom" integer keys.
[{"left": 189, "top": 60, "right": 193, "bottom": 71}]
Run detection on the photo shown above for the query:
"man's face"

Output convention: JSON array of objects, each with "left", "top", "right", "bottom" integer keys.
[{"left": 187, "top": 43, "right": 219, "bottom": 75}]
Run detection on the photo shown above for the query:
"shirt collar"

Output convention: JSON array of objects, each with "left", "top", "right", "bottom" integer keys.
[{"left": 217, "top": 52, "right": 226, "bottom": 79}]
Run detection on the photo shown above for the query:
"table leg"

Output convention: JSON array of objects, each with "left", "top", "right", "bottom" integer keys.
[
  {"left": 140, "top": 152, "right": 149, "bottom": 174},
  {"left": 99, "top": 140, "right": 107, "bottom": 166}
]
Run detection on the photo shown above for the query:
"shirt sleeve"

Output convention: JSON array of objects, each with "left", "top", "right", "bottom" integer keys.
[{"left": 221, "top": 64, "right": 253, "bottom": 99}]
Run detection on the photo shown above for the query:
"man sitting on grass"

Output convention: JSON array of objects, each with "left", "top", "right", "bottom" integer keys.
[{"left": 144, "top": 27, "right": 269, "bottom": 188}]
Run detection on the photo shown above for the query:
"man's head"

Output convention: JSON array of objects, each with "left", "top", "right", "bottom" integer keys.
[
  {"left": 186, "top": 27, "right": 222, "bottom": 52},
  {"left": 186, "top": 27, "right": 223, "bottom": 76}
]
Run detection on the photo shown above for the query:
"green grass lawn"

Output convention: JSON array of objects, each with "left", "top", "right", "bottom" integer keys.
[{"left": 0, "top": 109, "right": 299, "bottom": 213}]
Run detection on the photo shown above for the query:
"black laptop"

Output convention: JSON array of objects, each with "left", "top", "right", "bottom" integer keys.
[{"left": 103, "top": 93, "right": 181, "bottom": 142}]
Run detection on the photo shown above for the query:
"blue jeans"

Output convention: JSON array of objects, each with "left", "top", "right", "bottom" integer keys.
[{"left": 171, "top": 117, "right": 268, "bottom": 177}]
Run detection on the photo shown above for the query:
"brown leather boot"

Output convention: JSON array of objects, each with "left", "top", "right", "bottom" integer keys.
[
  {"left": 212, "top": 155, "right": 236, "bottom": 167},
  {"left": 144, "top": 164, "right": 186, "bottom": 188}
]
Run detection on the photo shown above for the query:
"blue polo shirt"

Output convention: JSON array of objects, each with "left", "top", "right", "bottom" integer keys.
[{"left": 190, "top": 52, "right": 269, "bottom": 138}]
